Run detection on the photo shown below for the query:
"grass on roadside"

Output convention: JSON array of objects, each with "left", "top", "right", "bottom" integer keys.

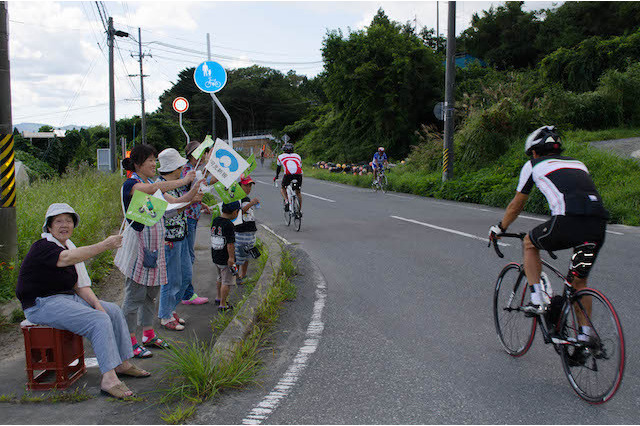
[
  {"left": 303, "top": 127, "right": 640, "bottom": 225},
  {"left": 157, "top": 246, "right": 297, "bottom": 424},
  {"left": 0, "top": 164, "right": 123, "bottom": 303}
]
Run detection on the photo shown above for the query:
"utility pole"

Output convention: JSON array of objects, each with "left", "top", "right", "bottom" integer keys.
[
  {"left": 436, "top": 2, "right": 440, "bottom": 53},
  {"left": 442, "top": 1, "right": 456, "bottom": 182},
  {"left": 107, "top": 17, "right": 128, "bottom": 171},
  {"left": 0, "top": 1, "right": 17, "bottom": 261},
  {"left": 207, "top": 33, "right": 216, "bottom": 138},
  {"left": 130, "top": 28, "right": 149, "bottom": 144},
  {"left": 108, "top": 17, "right": 116, "bottom": 172}
]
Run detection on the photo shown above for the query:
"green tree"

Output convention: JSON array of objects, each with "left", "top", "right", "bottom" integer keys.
[
  {"left": 459, "top": 2, "right": 541, "bottom": 70},
  {"left": 536, "top": 2, "right": 640, "bottom": 55},
  {"left": 301, "top": 8, "right": 443, "bottom": 161}
]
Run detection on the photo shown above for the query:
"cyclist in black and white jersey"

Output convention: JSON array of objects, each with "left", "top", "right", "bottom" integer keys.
[{"left": 489, "top": 126, "right": 609, "bottom": 342}]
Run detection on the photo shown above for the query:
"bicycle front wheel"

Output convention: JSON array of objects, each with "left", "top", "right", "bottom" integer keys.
[
  {"left": 493, "top": 263, "right": 536, "bottom": 357},
  {"left": 380, "top": 175, "right": 388, "bottom": 193},
  {"left": 560, "top": 288, "right": 625, "bottom": 404}
]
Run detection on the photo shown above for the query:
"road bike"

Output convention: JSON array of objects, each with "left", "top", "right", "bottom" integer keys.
[
  {"left": 372, "top": 167, "right": 388, "bottom": 193},
  {"left": 283, "top": 181, "right": 302, "bottom": 231},
  {"left": 490, "top": 232, "right": 624, "bottom": 404}
]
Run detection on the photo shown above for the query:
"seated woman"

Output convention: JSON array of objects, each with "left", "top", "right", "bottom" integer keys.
[{"left": 16, "top": 203, "right": 149, "bottom": 399}]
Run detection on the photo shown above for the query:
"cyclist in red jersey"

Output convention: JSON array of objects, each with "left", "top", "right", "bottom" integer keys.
[{"left": 274, "top": 143, "right": 303, "bottom": 214}]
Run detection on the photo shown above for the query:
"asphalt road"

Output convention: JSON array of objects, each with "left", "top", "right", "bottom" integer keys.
[{"left": 195, "top": 161, "right": 640, "bottom": 424}]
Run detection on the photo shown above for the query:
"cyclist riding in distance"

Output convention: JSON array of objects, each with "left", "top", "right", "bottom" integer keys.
[
  {"left": 274, "top": 142, "right": 303, "bottom": 214},
  {"left": 372, "top": 147, "right": 388, "bottom": 182},
  {"left": 489, "top": 125, "right": 609, "bottom": 342}
]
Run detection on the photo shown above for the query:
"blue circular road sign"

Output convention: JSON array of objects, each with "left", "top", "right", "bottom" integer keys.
[{"left": 194, "top": 61, "right": 227, "bottom": 93}]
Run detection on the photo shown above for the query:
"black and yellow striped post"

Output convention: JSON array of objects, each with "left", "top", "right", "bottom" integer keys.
[
  {"left": 0, "top": 134, "right": 16, "bottom": 261},
  {"left": 1, "top": 133, "right": 15, "bottom": 207}
]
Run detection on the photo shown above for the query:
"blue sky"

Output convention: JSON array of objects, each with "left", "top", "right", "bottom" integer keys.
[{"left": 7, "top": 1, "right": 559, "bottom": 128}]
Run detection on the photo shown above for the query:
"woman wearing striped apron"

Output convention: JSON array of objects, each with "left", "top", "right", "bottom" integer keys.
[{"left": 115, "top": 144, "right": 196, "bottom": 358}]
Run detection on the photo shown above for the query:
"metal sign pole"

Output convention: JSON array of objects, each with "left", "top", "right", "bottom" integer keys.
[
  {"left": 179, "top": 112, "right": 190, "bottom": 145},
  {"left": 210, "top": 93, "right": 233, "bottom": 148}
]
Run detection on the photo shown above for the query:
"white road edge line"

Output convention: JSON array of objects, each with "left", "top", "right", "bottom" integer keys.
[
  {"left": 432, "top": 200, "right": 491, "bottom": 212},
  {"left": 256, "top": 180, "right": 336, "bottom": 202},
  {"left": 391, "top": 215, "right": 510, "bottom": 247},
  {"left": 260, "top": 224, "right": 290, "bottom": 245},
  {"left": 242, "top": 256, "right": 327, "bottom": 425},
  {"left": 301, "top": 192, "right": 336, "bottom": 203}
]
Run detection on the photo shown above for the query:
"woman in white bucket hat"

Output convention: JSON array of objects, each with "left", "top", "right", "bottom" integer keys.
[
  {"left": 156, "top": 148, "right": 205, "bottom": 331},
  {"left": 16, "top": 203, "right": 150, "bottom": 399}
]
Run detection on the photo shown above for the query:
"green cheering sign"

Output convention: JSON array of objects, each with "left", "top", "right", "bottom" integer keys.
[
  {"left": 125, "top": 190, "right": 168, "bottom": 226},
  {"left": 246, "top": 153, "right": 257, "bottom": 175},
  {"left": 213, "top": 181, "right": 246, "bottom": 204}
]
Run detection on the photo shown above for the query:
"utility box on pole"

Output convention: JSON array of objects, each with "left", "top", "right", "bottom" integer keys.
[{"left": 0, "top": 1, "right": 17, "bottom": 261}]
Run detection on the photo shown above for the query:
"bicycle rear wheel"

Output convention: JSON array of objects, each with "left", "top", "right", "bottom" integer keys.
[
  {"left": 293, "top": 196, "right": 302, "bottom": 232},
  {"left": 559, "top": 288, "right": 625, "bottom": 404},
  {"left": 283, "top": 203, "right": 291, "bottom": 226},
  {"left": 493, "top": 263, "right": 537, "bottom": 356}
]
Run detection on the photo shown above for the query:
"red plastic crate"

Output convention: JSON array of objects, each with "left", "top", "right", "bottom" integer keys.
[{"left": 21, "top": 321, "right": 86, "bottom": 390}]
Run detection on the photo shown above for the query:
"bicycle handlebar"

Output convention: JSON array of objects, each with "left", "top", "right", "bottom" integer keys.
[{"left": 489, "top": 231, "right": 557, "bottom": 260}]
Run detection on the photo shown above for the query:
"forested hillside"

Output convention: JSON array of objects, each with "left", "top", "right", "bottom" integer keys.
[{"left": 14, "top": 2, "right": 640, "bottom": 180}]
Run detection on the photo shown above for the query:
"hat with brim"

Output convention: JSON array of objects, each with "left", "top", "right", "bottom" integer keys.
[
  {"left": 240, "top": 176, "right": 255, "bottom": 185},
  {"left": 158, "top": 148, "right": 188, "bottom": 173},
  {"left": 185, "top": 141, "right": 200, "bottom": 158},
  {"left": 42, "top": 203, "right": 80, "bottom": 233}
]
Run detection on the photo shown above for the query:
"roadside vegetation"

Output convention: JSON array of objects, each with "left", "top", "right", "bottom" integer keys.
[
  {"left": 305, "top": 126, "right": 640, "bottom": 226},
  {"left": 158, "top": 249, "right": 297, "bottom": 424},
  {"left": 0, "top": 165, "right": 123, "bottom": 304}
]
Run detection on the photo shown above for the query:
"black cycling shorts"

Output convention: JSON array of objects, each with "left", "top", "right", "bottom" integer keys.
[
  {"left": 282, "top": 174, "right": 302, "bottom": 190},
  {"left": 529, "top": 215, "right": 606, "bottom": 255}
]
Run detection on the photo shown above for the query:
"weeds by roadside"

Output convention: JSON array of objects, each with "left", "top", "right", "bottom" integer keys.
[
  {"left": 157, "top": 245, "right": 297, "bottom": 424},
  {"left": 0, "top": 165, "right": 123, "bottom": 303}
]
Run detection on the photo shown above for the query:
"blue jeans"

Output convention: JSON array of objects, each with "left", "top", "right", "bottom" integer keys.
[
  {"left": 182, "top": 218, "right": 198, "bottom": 300},
  {"left": 24, "top": 294, "right": 133, "bottom": 374},
  {"left": 158, "top": 238, "right": 192, "bottom": 319}
]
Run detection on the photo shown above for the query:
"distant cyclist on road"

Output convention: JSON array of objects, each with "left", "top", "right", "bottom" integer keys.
[
  {"left": 489, "top": 126, "right": 609, "bottom": 344},
  {"left": 274, "top": 142, "right": 303, "bottom": 214},
  {"left": 372, "top": 147, "right": 388, "bottom": 183}
]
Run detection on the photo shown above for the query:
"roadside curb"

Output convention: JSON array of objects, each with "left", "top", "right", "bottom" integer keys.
[{"left": 212, "top": 225, "right": 285, "bottom": 361}]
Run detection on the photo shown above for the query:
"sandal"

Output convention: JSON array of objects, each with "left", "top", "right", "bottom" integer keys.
[
  {"left": 145, "top": 336, "right": 171, "bottom": 349},
  {"left": 117, "top": 364, "right": 151, "bottom": 378},
  {"left": 218, "top": 304, "right": 234, "bottom": 312},
  {"left": 101, "top": 382, "right": 134, "bottom": 399},
  {"left": 172, "top": 312, "right": 186, "bottom": 325},
  {"left": 132, "top": 343, "right": 152, "bottom": 358},
  {"left": 161, "top": 320, "right": 184, "bottom": 331}
]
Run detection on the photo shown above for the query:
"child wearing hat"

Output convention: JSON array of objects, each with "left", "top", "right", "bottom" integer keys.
[
  {"left": 234, "top": 176, "right": 260, "bottom": 284},
  {"left": 211, "top": 201, "right": 241, "bottom": 311}
]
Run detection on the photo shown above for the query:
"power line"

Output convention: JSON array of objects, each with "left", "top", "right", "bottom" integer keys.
[
  {"left": 59, "top": 53, "right": 99, "bottom": 126},
  {"left": 15, "top": 100, "right": 129, "bottom": 121}
]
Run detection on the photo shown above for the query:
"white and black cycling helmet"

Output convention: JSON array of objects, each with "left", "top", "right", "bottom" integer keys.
[
  {"left": 283, "top": 143, "right": 294, "bottom": 153},
  {"left": 525, "top": 125, "right": 562, "bottom": 156}
]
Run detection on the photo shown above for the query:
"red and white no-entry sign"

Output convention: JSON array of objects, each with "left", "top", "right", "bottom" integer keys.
[{"left": 172, "top": 97, "right": 189, "bottom": 113}]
